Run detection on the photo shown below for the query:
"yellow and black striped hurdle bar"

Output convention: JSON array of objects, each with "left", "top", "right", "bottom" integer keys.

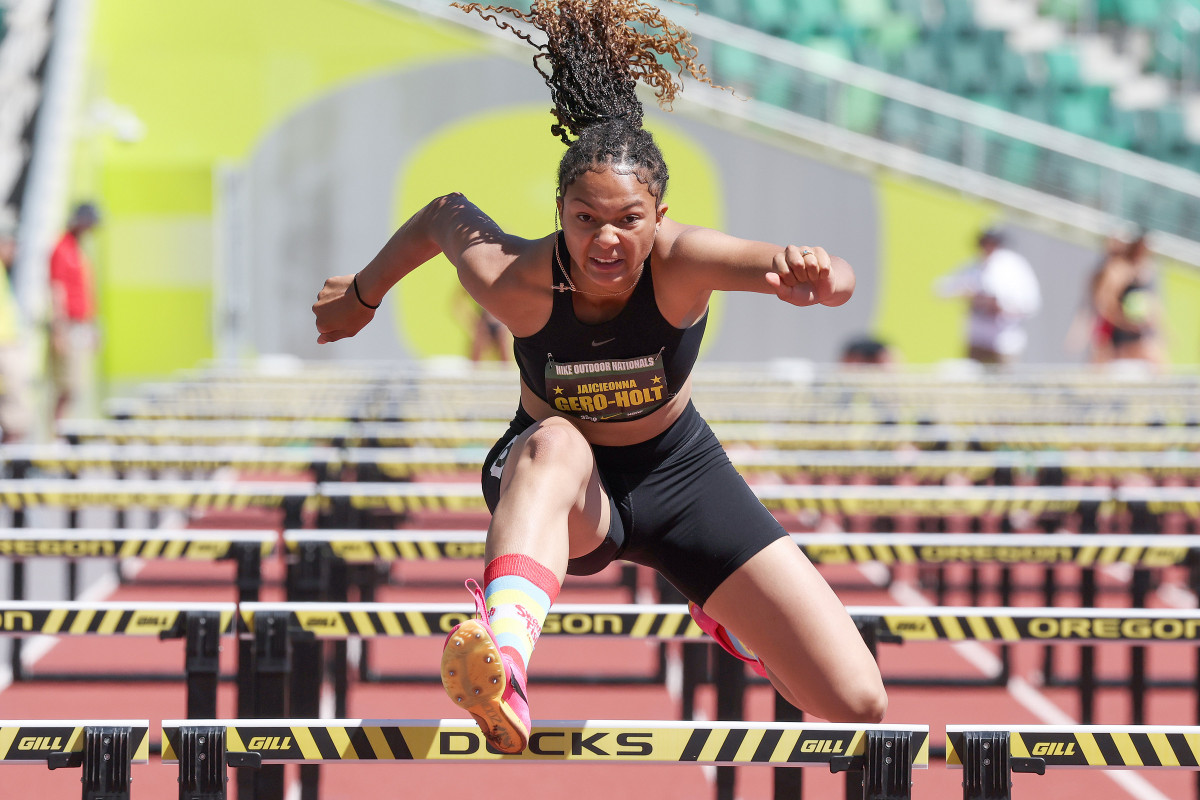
[
  {"left": 58, "top": 415, "right": 1200, "bottom": 452},
  {"left": 0, "top": 442, "right": 344, "bottom": 482},
  {"left": 241, "top": 601, "right": 1200, "bottom": 755},
  {"left": 947, "top": 724, "right": 1200, "bottom": 800},
  {"left": 0, "top": 478, "right": 318, "bottom": 530},
  {"left": 161, "top": 718, "right": 928, "bottom": 800},
  {"left": 339, "top": 445, "right": 1200, "bottom": 485},
  {"left": 0, "top": 478, "right": 311, "bottom": 689},
  {"left": 354, "top": 420, "right": 1200, "bottom": 452},
  {"left": 29, "top": 441, "right": 1196, "bottom": 487},
  {"left": 0, "top": 602, "right": 236, "bottom": 717},
  {"left": 103, "top": 388, "right": 1200, "bottom": 426},
  {"left": 313, "top": 481, "right": 1119, "bottom": 531},
  {"left": 281, "top": 529, "right": 1200, "bottom": 711},
  {"left": 0, "top": 720, "right": 150, "bottom": 800},
  {"left": 0, "top": 530, "right": 274, "bottom": 721}
]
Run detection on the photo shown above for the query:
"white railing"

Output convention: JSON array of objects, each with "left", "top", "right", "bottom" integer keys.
[{"left": 380, "top": 0, "right": 1200, "bottom": 269}]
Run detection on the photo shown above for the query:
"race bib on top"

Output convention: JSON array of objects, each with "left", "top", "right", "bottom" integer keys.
[{"left": 545, "top": 351, "right": 668, "bottom": 422}]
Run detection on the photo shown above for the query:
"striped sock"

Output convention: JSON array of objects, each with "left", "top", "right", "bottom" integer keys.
[{"left": 483, "top": 553, "right": 560, "bottom": 673}]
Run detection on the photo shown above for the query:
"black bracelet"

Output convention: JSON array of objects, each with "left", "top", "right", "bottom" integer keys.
[{"left": 352, "top": 274, "right": 380, "bottom": 309}]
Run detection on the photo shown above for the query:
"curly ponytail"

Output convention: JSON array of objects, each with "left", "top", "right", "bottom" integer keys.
[{"left": 454, "top": 0, "right": 718, "bottom": 202}]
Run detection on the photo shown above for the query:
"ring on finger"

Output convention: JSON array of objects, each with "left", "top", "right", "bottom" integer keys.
[{"left": 801, "top": 249, "right": 812, "bottom": 256}]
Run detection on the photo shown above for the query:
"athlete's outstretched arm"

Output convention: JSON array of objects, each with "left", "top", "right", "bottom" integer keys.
[
  {"left": 313, "top": 193, "right": 527, "bottom": 343},
  {"left": 662, "top": 221, "right": 855, "bottom": 308}
]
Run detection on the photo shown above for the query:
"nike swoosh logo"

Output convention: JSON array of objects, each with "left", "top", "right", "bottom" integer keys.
[{"left": 591, "top": 337, "right": 615, "bottom": 347}]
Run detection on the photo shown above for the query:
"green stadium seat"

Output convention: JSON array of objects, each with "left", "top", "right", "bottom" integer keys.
[
  {"left": 1039, "top": 0, "right": 1088, "bottom": 25},
  {"left": 997, "top": 49, "right": 1036, "bottom": 95},
  {"left": 939, "top": 0, "right": 979, "bottom": 35},
  {"left": 837, "top": 86, "right": 885, "bottom": 134},
  {"left": 995, "top": 139, "right": 1041, "bottom": 186},
  {"left": 1052, "top": 86, "right": 1110, "bottom": 139},
  {"left": 1041, "top": 47, "right": 1084, "bottom": 91},
  {"left": 869, "top": 13, "right": 920, "bottom": 59},
  {"left": 695, "top": 0, "right": 745, "bottom": 23},
  {"left": 746, "top": 0, "right": 793, "bottom": 34},
  {"left": 965, "top": 91, "right": 1009, "bottom": 110},
  {"left": 804, "top": 34, "right": 855, "bottom": 62},
  {"left": 755, "top": 62, "right": 800, "bottom": 108},
  {"left": 793, "top": 79, "right": 833, "bottom": 120},
  {"left": 923, "top": 116, "right": 964, "bottom": 162},
  {"left": 841, "top": 0, "right": 892, "bottom": 28},
  {"left": 880, "top": 99, "right": 924, "bottom": 146},
  {"left": 1012, "top": 92, "right": 1052, "bottom": 123},
  {"left": 711, "top": 42, "right": 760, "bottom": 89},
  {"left": 898, "top": 42, "right": 943, "bottom": 88},
  {"left": 1103, "top": 107, "right": 1138, "bottom": 149},
  {"left": 784, "top": 0, "right": 840, "bottom": 39},
  {"left": 945, "top": 41, "right": 991, "bottom": 94},
  {"left": 1115, "top": 0, "right": 1162, "bottom": 27},
  {"left": 1092, "top": 0, "right": 1123, "bottom": 24}
]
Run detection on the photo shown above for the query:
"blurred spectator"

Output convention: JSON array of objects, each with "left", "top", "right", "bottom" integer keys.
[
  {"left": 454, "top": 287, "right": 512, "bottom": 363},
  {"left": 1065, "top": 234, "right": 1127, "bottom": 363},
  {"left": 935, "top": 227, "right": 1041, "bottom": 364},
  {"left": 0, "top": 216, "right": 34, "bottom": 442},
  {"left": 48, "top": 202, "right": 101, "bottom": 422},
  {"left": 1092, "top": 231, "right": 1166, "bottom": 367},
  {"left": 839, "top": 335, "right": 895, "bottom": 366}
]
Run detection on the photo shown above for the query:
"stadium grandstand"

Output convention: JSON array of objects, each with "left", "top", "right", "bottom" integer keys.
[{"left": 0, "top": 1, "right": 1199, "bottom": 799}]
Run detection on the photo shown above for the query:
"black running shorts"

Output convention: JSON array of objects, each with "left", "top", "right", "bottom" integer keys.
[{"left": 481, "top": 401, "right": 788, "bottom": 605}]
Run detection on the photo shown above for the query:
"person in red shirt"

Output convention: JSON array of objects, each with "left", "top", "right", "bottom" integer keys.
[{"left": 48, "top": 202, "right": 100, "bottom": 422}]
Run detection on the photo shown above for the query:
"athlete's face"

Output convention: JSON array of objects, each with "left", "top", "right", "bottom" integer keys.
[{"left": 558, "top": 167, "right": 666, "bottom": 294}]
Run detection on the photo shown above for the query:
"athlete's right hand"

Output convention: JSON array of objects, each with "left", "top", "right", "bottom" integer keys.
[{"left": 313, "top": 273, "right": 375, "bottom": 343}]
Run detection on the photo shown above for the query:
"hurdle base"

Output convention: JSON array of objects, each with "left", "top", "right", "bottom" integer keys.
[{"left": 47, "top": 726, "right": 136, "bottom": 800}]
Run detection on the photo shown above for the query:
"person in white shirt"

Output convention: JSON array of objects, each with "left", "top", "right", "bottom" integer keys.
[{"left": 936, "top": 228, "right": 1041, "bottom": 364}]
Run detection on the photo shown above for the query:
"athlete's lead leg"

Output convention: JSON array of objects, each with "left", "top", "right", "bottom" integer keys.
[{"left": 442, "top": 417, "right": 613, "bottom": 752}]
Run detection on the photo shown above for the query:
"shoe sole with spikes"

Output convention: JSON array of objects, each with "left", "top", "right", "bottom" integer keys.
[{"left": 441, "top": 619, "right": 528, "bottom": 754}]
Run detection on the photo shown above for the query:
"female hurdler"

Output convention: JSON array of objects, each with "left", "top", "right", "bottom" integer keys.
[{"left": 313, "top": 0, "right": 887, "bottom": 754}]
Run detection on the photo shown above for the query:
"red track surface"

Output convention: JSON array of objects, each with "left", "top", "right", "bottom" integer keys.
[{"left": 3, "top": 505, "right": 1199, "bottom": 799}]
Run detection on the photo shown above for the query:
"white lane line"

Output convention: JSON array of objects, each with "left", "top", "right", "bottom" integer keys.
[{"left": 886, "top": 575, "right": 1172, "bottom": 800}]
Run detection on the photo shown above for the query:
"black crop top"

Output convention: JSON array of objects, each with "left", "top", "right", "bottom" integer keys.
[{"left": 512, "top": 232, "right": 707, "bottom": 423}]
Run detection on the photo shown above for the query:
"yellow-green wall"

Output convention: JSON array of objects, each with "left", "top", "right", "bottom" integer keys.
[{"left": 86, "top": 0, "right": 478, "bottom": 380}]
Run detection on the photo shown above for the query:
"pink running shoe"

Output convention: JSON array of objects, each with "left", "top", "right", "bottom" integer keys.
[
  {"left": 687, "top": 601, "right": 768, "bottom": 678},
  {"left": 441, "top": 579, "right": 531, "bottom": 754}
]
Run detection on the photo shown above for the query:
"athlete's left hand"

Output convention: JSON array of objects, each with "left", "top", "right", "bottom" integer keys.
[{"left": 766, "top": 245, "right": 838, "bottom": 306}]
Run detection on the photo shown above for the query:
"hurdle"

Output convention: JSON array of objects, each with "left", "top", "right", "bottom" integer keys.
[
  {"left": 313, "top": 480, "right": 1117, "bottom": 532},
  {"left": 341, "top": 445, "right": 1200, "bottom": 485},
  {"left": 58, "top": 416, "right": 1200, "bottom": 451},
  {"left": 0, "top": 602, "right": 235, "bottom": 717},
  {"left": 57, "top": 418, "right": 360, "bottom": 447},
  {"left": 0, "top": 720, "right": 150, "bottom": 799},
  {"left": 947, "top": 724, "right": 1200, "bottom": 800},
  {"left": 161, "top": 718, "right": 929, "bottom": 800},
  {"left": 0, "top": 478, "right": 313, "bottom": 682},
  {"left": 236, "top": 601, "right": 1200, "bottom": 750},
  {"left": 0, "top": 442, "right": 343, "bottom": 482},
  {"left": 0, "top": 478, "right": 317, "bottom": 530},
  {"left": 0, "top": 529, "right": 273, "bottom": 721},
  {"left": 104, "top": 388, "right": 1199, "bottom": 425},
  {"left": 12, "top": 440, "right": 1200, "bottom": 490}
]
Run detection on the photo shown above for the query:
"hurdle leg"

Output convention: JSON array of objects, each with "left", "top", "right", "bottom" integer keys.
[
  {"left": 10, "top": 559, "right": 23, "bottom": 680},
  {"left": 185, "top": 611, "right": 222, "bottom": 719},
  {"left": 248, "top": 611, "right": 291, "bottom": 800},
  {"left": 773, "top": 692, "right": 803, "bottom": 800},
  {"left": 713, "top": 649, "right": 747, "bottom": 800}
]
